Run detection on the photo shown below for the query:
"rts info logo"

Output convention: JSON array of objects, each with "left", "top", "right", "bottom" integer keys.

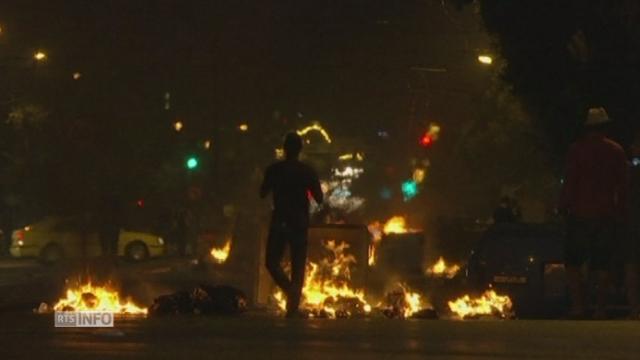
[{"left": 54, "top": 311, "right": 114, "bottom": 327}]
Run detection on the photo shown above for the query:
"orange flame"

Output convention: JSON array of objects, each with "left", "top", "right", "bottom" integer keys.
[
  {"left": 210, "top": 240, "right": 231, "bottom": 264},
  {"left": 426, "top": 257, "right": 461, "bottom": 279},
  {"left": 53, "top": 281, "right": 147, "bottom": 314},
  {"left": 383, "top": 284, "right": 430, "bottom": 318},
  {"left": 383, "top": 216, "right": 409, "bottom": 234},
  {"left": 448, "top": 290, "right": 513, "bottom": 319},
  {"left": 273, "top": 240, "right": 371, "bottom": 318},
  {"left": 368, "top": 216, "right": 416, "bottom": 266}
]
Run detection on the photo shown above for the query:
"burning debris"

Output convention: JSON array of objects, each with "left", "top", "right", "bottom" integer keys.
[
  {"left": 149, "top": 285, "right": 247, "bottom": 316},
  {"left": 367, "top": 216, "right": 418, "bottom": 266},
  {"left": 210, "top": 240, "right": 231, "bottom": 264},
  {"left": 448, "top": 290, "right": 513, "bottom": 319},
  {"left": 381, "top": 284, "right": 434, "bottom": 319},
  {"left": 51, "top": 281, "right": 147, "bottom": 315},
  {"left": 273, "top": 240, "right": 371, "bottom": 318},
  {"left": 426, "top": 257, "right": 461, "bottom": 279}
]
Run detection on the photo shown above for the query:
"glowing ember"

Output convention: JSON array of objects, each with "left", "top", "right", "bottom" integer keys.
[
  {"left": 448, "top": 290, "right": 513, "bottom": 319},
  {"left": 210, "top": 240, "right": 231, "bottom": 264},
  {"left": 273, "top": 240, "right": 370, "bottom": 318},
  {"left": 426, "top": 257, "right": 461, "bottom": 279},
  {"left": 53, "top": 281, "right": 147, "bottom": 314}
]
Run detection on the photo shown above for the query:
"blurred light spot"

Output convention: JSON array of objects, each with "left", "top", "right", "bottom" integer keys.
[{"left": 401, "top": 180, "right": 418, "bottom": 201}]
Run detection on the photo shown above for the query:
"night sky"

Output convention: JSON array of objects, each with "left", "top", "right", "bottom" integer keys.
[{"left": 0, "top": 1, "right": 490, "bottom": 138}]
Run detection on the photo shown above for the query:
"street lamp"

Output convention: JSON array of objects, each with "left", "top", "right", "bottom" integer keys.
[
  {"left": 238, "top": 123, "right": 248, "bottom": 132},
  {"left": 72, "top": 72, "right": 82, "bottom": 80},
  {"left": 477, "top": 55, "right": 493, "bottom": 65},
  {"left": 34, "top": 51, "right": 47, "bottom": 62},
  {"left": 174, "top": 121, "right": 183, "bottom": 132}
]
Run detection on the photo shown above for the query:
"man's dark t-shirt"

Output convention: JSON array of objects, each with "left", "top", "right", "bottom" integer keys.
[{"left": 260, "top": 159, "right": 323, "bottom": 227}]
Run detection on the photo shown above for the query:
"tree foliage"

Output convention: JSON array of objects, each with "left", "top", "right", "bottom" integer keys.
[{"left": 464, "top": 0, "right": 640, "bottom": 157}]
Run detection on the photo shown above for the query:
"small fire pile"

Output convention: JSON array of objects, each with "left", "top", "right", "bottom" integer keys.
[
  {"left": 210, "top": 240, "right": 231, "bottom": 264},
  {"left": 273, "top": 240, "right": 371, "bottom": 318},
  {"left": 367, "top": 216, "right": 417, "bottom": 266},
  {"left": 52, "top": 281, "right": 147, "bottom": 315},
  {"left": 381, "top": 284, "right": 433, "bottom": 319},
  {"left": 448, "top": 290, "right": 513, "bottom": 319},
  {"left": 426, "top": 257, "right": 461, "bottom": 279}
]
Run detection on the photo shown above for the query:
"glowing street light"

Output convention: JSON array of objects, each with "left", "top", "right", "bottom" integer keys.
[
  {"left": 477, "top": 55, "right": 493, "bottom": 65},
  {"left": 174, "top": 121, "right": 183, "bottom": 132},
  {"left": 72, "top": 72, "right": 82, "bottom": 80},
  {"left": 204, "top": 140, "right": 212, "bottom": 149},
  {"left": 238, "top": 123, "right": 249, "bottom": 132},
  {"left": 34, "top": 51, "right": 47, "bottom": 61}
]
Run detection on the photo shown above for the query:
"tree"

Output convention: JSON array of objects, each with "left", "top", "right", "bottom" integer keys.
[{"left": 460, "top": 0, "right": 640, "bottom": 157}]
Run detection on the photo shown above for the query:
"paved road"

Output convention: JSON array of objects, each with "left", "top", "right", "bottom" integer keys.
[{"left": 0, "top": 313, "right": 639, "bottom": 359}]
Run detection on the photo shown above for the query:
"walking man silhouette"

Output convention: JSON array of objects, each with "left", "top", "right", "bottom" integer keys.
[{"left": 260, "top": 132, "right": 323, "bottom": 317}]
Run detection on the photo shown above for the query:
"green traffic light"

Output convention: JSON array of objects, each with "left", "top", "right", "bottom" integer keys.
[{"left": 186, "top": 157, "right": 199, "bottom": 169}]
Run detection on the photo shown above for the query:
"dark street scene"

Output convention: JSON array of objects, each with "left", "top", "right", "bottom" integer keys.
[{"left": 1, "top": 0, "right": 640, "bottom": 359}]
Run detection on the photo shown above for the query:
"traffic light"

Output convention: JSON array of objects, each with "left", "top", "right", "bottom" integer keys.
[
  {"left": 419, "top": 133, "right": 433, "bottom": 148},
  {"left": 401, "top": 180, "right": 418, "bottom": 201},
  {"left": 185, "top": 156, "right": 199, "bottom": 170}
]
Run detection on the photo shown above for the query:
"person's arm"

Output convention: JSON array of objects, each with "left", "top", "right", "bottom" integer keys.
[
  {"left": 259, "top": 166, "right": 272, "bottom": 199},
  {"left": 309, "top": 169, "right": 323, "bottom": 205}
]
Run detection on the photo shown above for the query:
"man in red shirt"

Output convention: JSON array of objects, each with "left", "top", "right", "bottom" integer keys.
[{"left": 559, "top": 107, "right": 630, "bottom": 319}]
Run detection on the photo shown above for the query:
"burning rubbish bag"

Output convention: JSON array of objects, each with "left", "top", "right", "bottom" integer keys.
[
  {"left": 448, "top": 290, "right": 514, "bottom": 319},
  {"left": 35, "top": 281, "right": 148, "bottom": 315},
  {"left": 381, "top": 284, "right": 437, "bottom": 319},
  {"left": 149, "top": 285, "right": 247, "bottom": 316}
]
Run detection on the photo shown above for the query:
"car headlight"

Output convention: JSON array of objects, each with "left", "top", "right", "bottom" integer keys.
[{"left": 157, "top": 237, "right": 164, "bottom": 245}]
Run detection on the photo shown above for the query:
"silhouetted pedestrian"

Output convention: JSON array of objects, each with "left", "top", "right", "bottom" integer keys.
[
  {"left": 260, "top": 132, "right": 323, "bottom": 318},
  {"left": 559, "top": 107, "right": 630, "bottom": 319}
]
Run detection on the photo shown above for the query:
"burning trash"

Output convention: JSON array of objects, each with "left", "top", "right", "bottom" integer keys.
[
  {"left": 448, "top": 290, "right": 513, "bottom": 319},
  {"left": 273, "top": 240, "right": 371, "bottom": 318},
  {"left": 210, "top": 240, "right": 231, "bottom": 264},
  {"left": 367, "top": 216, "right": 418, "bottom": 266},
  {"left": 52, "top": 281, "right": 147, "bottom": 315},
  {"left": 381, "top": 284, "right": 435, "bottom": 319},
  {"left": 426, "top": 257, "right": 461, "bottom": 279},
  {"left": 149, "top": 285, "right": 247, "bottom": 316}
]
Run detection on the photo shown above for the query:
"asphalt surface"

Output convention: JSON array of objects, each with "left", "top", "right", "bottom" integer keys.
[
  {"left": 1, "top": 257, "right": 639, "bottom": 359},
  {"left": 0, "top": 312, "right": 639, "bottom": 360}
]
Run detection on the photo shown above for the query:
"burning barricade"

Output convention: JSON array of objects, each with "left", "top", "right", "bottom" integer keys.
[
  {"left": 367, "top": 216, "right": 419, "bottom": 266},
  {"left": 448, "top": 289, "right": 513, "bottom": 319}
]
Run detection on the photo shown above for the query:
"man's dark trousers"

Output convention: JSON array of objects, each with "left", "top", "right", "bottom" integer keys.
[{"left": 266, "top": 219, "right": 308, "bottom": 314}]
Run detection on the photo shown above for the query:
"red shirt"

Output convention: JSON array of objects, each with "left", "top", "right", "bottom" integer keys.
[{"left": 559, "top": 133, "right": 629, "bottom": 220}]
